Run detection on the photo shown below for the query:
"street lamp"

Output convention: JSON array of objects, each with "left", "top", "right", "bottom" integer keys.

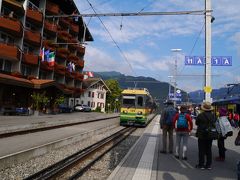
[{"left": 171, "top": 48, "right": 182, "bottom": 107}]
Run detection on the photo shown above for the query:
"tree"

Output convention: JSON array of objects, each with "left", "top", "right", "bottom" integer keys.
[
  {"left": 105, "top": 79, "right": 122, "bottom": 112},
  {"left": 31, "top": 91, "right": 49, "bottom": 111}
]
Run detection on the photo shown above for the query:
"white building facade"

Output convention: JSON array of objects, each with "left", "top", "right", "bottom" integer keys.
[{"left": 73, "top": 78, "right": 110, "bottom": 112}]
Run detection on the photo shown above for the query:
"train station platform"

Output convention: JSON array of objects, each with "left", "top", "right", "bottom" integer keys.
[
  {"left": 108, "top": 115, "right": 239, "bottom": 180},
  {"left": 0, "top": 112, "right": 119, "bottom": 135}
]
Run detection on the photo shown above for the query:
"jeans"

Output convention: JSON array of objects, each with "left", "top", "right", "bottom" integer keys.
[
  {"left": 162, "top": 125, "right": 173, "bottom": 152},
  {"left": 217, "top": 137, "right": 225, "bottom": 159},
  {"left": 175, "top": 131, "right": 189, "bottom": 157}
]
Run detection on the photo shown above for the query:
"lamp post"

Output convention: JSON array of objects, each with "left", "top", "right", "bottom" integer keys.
[
  {"left": 171, "top": 48, "right": 182, "bottom": 107},
  {"left": 167, "top": 76, "right": 173, "bottom": 100}
]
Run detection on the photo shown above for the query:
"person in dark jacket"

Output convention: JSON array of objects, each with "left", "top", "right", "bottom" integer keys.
[{"left": 195, "top": 101, "right": 215, "bottom": 170}]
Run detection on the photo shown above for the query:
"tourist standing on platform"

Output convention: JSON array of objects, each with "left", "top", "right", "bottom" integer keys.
[
  {"left": 173, "top": 105, "right": 193, "bottom": 160},
  {"left": 195, "top": 102, "right": 215, "bottom": 170},
  {"left": 160, "top": 101, "right": 177, "bottom": 154},
  {"left": 215, "top": 107, "right": 233, "bottom": 162}
]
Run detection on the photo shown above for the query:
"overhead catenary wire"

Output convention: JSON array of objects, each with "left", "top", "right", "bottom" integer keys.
[{"left": 85, "top": 0, "right": 137, "bottom": 80}]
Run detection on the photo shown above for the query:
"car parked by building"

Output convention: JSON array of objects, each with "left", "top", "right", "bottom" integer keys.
[
  {"left": 74, "top": 104, "right": 91, "bottom": 112},
  {"left": 58, "top": 104, "right": 73, "bottom": 113}
]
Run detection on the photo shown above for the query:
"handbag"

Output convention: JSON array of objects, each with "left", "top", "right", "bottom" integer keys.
[{"left": 235, "top": 131, "right": 240, "bottom": 146}]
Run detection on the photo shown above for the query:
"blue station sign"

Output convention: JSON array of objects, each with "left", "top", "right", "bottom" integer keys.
[{"left": 185, "top": 56, "right": 232, "bottom": 66}]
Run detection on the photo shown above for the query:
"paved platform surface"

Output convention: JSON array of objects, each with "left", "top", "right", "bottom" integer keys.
[
  {"left": 108, "top": 115, "right": 240, "bottom": 180},
  {"left": 0, "top": 112, "right": 119, "bottom": 134}
]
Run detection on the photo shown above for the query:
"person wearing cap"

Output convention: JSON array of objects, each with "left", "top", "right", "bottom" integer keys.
[{"left": 195, "top": 101, "right": 215, "bottom": 170}]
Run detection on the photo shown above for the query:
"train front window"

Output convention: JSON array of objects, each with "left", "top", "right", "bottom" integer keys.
[
  {"left": 122, "top": 95, "right": 135, "bottom": 107},
  {"left": 137, "top": 96, "right": 143, "bottom": 107}
]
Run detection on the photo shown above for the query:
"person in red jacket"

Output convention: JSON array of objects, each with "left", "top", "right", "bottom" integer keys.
[{"left": 173, "top": 105, "right": 193, "bottom": 160}]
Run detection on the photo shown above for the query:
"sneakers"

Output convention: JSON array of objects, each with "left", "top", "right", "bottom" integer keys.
[
  {"left": 182, "top": 157, "right": 187, "bottom": 161},
  {"left": 195, "top": 165, "right": 205, "bottom": 170},
  {"left": 215, "top": 157, "right": 225, "bottom": 162},
  {"left": 205, "top": 166, "right": 212, "bottom": 170}
]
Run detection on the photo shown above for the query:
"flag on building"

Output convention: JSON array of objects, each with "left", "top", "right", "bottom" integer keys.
[
  {"left": 48, "top": 52, "right": 55, "bottom": 66},
  {"left": 40, "top": 47, "right": 45, "bottom": 61},
  {"left": 87, "top": 71, "right": 94, "bottom": 77},
  {"left": 67, "top": 62, "right": 72, "bottom": 72},
  {"left": 44, "top": 49, "right": 50, "bottom": 62}
]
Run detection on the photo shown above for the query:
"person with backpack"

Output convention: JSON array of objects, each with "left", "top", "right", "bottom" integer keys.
[
  {"left": 173, "top": 105, "right": 193, "bottom": 160},
  {"left": 195, "top": 101, "right": 216, "bottom": 170},
  {"left": 160, "top": 100, "right": 177, "bottom": 154}
]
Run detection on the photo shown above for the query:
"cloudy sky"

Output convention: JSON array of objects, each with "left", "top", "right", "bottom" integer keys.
[{"left": 74, "top": 0, "right": 240, "bottom": 92}]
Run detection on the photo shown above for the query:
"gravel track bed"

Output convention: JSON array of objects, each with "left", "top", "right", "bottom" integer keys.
[
  {"left": 0, "top": 126, "right": 123, "bottom": 179},
  {"left": 78, "top": 128, "right": 145, "bottom": 180}
]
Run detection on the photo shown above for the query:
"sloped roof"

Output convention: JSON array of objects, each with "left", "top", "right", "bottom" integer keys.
[{"left": 83, "top": 77, "right": 110, "bottom": 92}]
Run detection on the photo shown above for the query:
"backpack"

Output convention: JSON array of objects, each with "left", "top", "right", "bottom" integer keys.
[
  {"left": 165, "top": 107, "right": 176, "bottom": 125},
  {"left": 177, "top": 113, "right": 188, "bottom": 128}
]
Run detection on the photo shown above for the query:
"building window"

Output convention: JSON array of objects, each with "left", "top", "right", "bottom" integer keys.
[
  {"left": 92, "top": 92, "right": 94, "bottom": 98},
  {"left": 21, "top": 65, "right": 32, "bottom": 76},
  {"left": 4, "top": 60, "right": 12, "bottom": 72},
  {"left": 88, "top": 101, "right": 90, "bottom": 106},
  {"left": 88, "top": 91, "right": 91, "bottom": 97},
  {"left": 81, "top": 101, "right": 84, "bottom": 104},
  {"left": 101, "top": 94, "right": 104, "bottom": 99},
  {"left": 0, "top": 59, "right": 3, "bottom": 70}
]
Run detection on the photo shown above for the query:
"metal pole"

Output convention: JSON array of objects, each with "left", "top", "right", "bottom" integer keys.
[
  {"left": 171, "top": 49, "right": 181, "bottom": 107},
  {"left": 205, "top": 0, "right": 212, "bottom": 103}
]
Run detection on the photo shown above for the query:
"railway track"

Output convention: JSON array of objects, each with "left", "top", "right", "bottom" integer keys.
[
  {"left": 24, "top": 127, "right": 136, "bottom": 180},
  {"left": 0, "top": 115, "right": 120, "bottom": 138}
]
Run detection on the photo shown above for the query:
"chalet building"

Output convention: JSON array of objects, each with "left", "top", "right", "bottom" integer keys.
[
  {"left": 75, "top": 78, "right": 110, "bottom": 112},
  {"left": 0, "top": 0, "right": 93, "bottom": 112}
]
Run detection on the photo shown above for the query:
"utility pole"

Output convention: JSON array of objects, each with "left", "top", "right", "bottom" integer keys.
[
  {"left": 171, "top": 49, "right": 182, "bottom": 107},
  {"left": 205, "top": 0, "right": 212, "bottom": 103}
]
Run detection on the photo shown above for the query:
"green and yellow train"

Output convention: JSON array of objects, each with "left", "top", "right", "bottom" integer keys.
[{"left": 120, "top": 88, "right": 156, "bottom": 127}]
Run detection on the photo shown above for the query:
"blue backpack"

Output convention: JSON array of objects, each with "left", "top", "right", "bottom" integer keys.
[
  {"left": 165, "top": 107, "right": 177, "bottom": 125},
  {"left": 177, "top": 113, "right": 188, "bottom": 128}
]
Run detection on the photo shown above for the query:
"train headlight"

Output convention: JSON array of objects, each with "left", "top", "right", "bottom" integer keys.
[{"left": 137, "top": 111, "right": 142, "bottom": 115}]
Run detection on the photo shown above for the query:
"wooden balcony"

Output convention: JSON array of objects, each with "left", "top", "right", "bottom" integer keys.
[
  {"left": 0, "top": 42, "right": 21, "bottom": 62},
  {"left": 57, "top": 30, "right": 71, "bottom": 42},
  {"left": 54, "top": 63, "right": 65, "bottom": 75},
  {"left": 59, "top": 18, "right": 70, "bottom": 28},
  {"left": 75, "top": 59, "right": 84, "bottom": 68},
  {"left": 0, "top": 16, "right": 23, "bottom": 37},
  {"left": 68, "top": 54, "right": 80, "bottom": 62},
  {"left": 74, "top": 72, "right": 84, "bottom": 81},
  {"left": 40, "top": 61, "right": 53, "bottom": 71},
  {"left": 44, "top": 21, "right": 57, "bottom": 35},
  {"left": 24, "top": 29, "right": 41, "bottom": 46},
  {"left": 26, "top": 8, "right": 43, "bottom": 26},
  {"left": 68, "top": 38, "right": 78, "bottom": 50},
  {"left": 46, "top": 2, "right": 59, "bottom": 15},
  {"left": 22, "top": 53, "right": 38, "bottom": 66},
  {"left": 70, "top": 23, "right": 79, "bottom": 35},
  {"left": 77, "top": 45, "right": 85, "bottom": 55},
  {"left": 3, "top": 0, "right": 24, "bottom": 15},
  {"left": 65, "top": 70, "right": 75, "bottom": 79},
  {"left": 56, "top": 48, "right": 70, "bottom": 59},
  {"left": 42, "top": 40, "right": 57, "bottom": 51}
]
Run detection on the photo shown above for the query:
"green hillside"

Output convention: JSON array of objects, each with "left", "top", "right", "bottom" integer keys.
[{"left": 94, "top": 71, "right": 187, "bottom": 104}]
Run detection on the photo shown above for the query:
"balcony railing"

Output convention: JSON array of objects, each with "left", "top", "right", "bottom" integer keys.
[
  {"left": 74, "top": 72, "right": 84, "bottom": 81},
  {"left": 56, "top": 48, "right": 70, "bottom": 59},
  {"left": 59, "top": 18, "right": 70, "bottom": 28},
  {"left": 75, "top": 59, "right": 84, "bottom": 68},
  {"left": 40, "top": 61, "right": 54, "bottom": 71},
  {"left": 24, "top": 29, "right": 41, "bottom": 46},
  {"left": 0, "top": 16, "right": 23, "bottom": 37},
  {"left": 22, "top": 53, "right": 38, "bottom": 66},
  {"left": 77, "top": 45, "right": 85, "bottom": 55},
  {"left": 70, "top": 23, "right": 79, "bottom": 35},
  {"left": 57, "top": 30, "right": 71, "bottom": 42},
  {"left": 0, "top": 42, "right": 21, "bottom": 62},
  {"left": 46, "top": 2, "right": 59, "bottom": 15},
  {"left": 26, "top": 8, "right": 43, "bottom": 26},
  {"left": 68, "top": 38, "right": 78, "bottom": 50},
  {"left": 44, "top": 21, "right": 57, "bottom": 35},
  {"left": 3, "top": 0, "right": 24, "bottom": 15}
]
